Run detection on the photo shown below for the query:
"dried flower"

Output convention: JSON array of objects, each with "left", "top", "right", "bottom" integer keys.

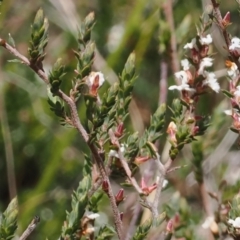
[
  {"left": 226, "top": 60, "right": 238, "bottom": 78},
  {"left": 86, "top": 71, "right": 105, "bottom": 96}
]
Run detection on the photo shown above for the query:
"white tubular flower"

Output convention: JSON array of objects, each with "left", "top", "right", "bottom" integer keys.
[
  {"left": 203, "top": 72, "right": 220, "bottom": 93},
  {"left": 169, "top": 71, "right": 195, "bottom": 92},
  {"left": 228, "top": 217, "right": 240, "bottom": 228},
  {"left": 87, "top": 213, "right": 100, "bottom": 220},
  {"left": 199, "top": 34, "right": 212, "bottom": 45},
  {"left": 181, "top": 59, "right": 190, "bottom": 70},
  {"left": 229, "top": 37, "right": 240, "bottom": 50},
  {"left": 184, "top": 38, "right": 196, "bottom": 49},
  {"left": 87, "top": 72, "right": 105, "bottom": 87},
  {"left": 198, "top": 57, "right": 213, "bottom": 75},
  {"left": 174, "top": 71, "right": 189, "bottom": 83}
]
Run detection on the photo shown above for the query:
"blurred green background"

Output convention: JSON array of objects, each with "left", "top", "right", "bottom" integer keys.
[{"left": 1, "top": 0, "right": 240, "bottom": 239}]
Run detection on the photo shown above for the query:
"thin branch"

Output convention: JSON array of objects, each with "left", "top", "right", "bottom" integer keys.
[
  {"left": 108, "top": 129, "right": 143, "bottom": 194},
  {"left": 19, "top": 216, "right": 40, "bottom": 240},
  {"left": 0, "top": 37, "right": 123, "bottom": 240},
  {"left": 0, "top": 37, "right": 89, "bottom": 142},
  {"left": 167, "top": 164, "right": 188, "bottom": 174},
  {"left": 89, "top": 143, "right": 123, "bottom": 239},
  {"left": 151, "top": 153, "right": 166, "bottom": 220}
]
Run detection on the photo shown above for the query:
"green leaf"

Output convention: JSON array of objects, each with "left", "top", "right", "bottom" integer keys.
[
  {"left": 96, "top": 225, "right": 116, "bottom": 240},
  {"left": 61, "top": 175, "right": 91, "bottom": 238},
  {"left": 7, "top": 59, "right": 22, "bottom": 63},
  {"left": 0, "top": 197, "right": 18, "bottom": 240},
  {"left": 132, "top": 219, "right": 152, "bottom": 240}
]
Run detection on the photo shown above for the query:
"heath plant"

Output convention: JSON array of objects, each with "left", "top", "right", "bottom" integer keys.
[{"left": 1, "top": 1, "right": 240, "bottom": 240}]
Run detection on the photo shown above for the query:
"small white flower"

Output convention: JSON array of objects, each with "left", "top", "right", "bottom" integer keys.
[
  {"left": 228, "top": 217, "right": 240, "bottom": 228},
  {"left": 87, "top": 213, "right": 100, "bottom": 220},
  {"left": 181, "top": 59, "right": 190, "bottom": 71},
  {"left": 169, "top": 84, "right": 195, "bottom": 92},
  {"left": 174, "top": 71, "right": 188, "bottom": 83},
  {"left": 86, "top": 71, "right": 105, "bottom": 87},
  {"left": 198, "top": 57, "right": 213, "bottom": 75},
  {"left": 229, "top": 37, "right": 240, "bottom": 50},
  {"left": 202, "top": 216, "right": 214, "bottom": 229},
  {"left": 108, "top": 144, "right": 125, "bottom": 158},
  {"left": 184, "top": 38, "right": 196, "bottom": 49},
  {"left": 169, "top": 71, "right": 195, "bottom": 92},
  {"left": 203, "top": 72, "right": 220, "bottom": 93},
  {"left": 199, "top": 34, "right": 212, "bottom": 45}
]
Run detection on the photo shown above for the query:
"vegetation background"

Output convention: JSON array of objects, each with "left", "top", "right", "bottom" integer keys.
[{"left": 0, "top": 0, "right": 240, "bottom": 239}]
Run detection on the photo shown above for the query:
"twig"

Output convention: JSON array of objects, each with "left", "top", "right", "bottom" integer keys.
[
  {"left": 108, "top": 129, "right": 143, "bottom": 194},
  {"left": 0, "top": 37, "right": 123, "bottom": 240},
  {"left": 89, "top": 143, "right": 123, "bottom": 239},
  {"left": 0, "top": 38, "right": 89, "bottom": 142},
  {"left": 151, "top": 153, "right": 166, "bottom": 221},
  {"left": 19, "top": 216, "right": 40, "bottom": 240},
  {"left": 167, "top": 164, "right": 188, "bottom": 174}
]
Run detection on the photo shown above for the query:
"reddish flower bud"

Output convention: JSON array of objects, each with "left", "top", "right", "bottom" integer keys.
[
  {"left": 115, "top": 122, "right": 124, "bottom": 137},
  {"left": 140, "top": 177, "right": 157, "bottom": 195},
  {"left": 222, "top": 11, "right": 231, "bottom": 28},
  {"left": 102, "top": 180, "right": 109, "bottom": 194},
  {"left": 115, "top": 188, "right": 124, "bottom": 205},
  {"left": 166, "top": 219, "right": 173, "bottom": 233}
]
